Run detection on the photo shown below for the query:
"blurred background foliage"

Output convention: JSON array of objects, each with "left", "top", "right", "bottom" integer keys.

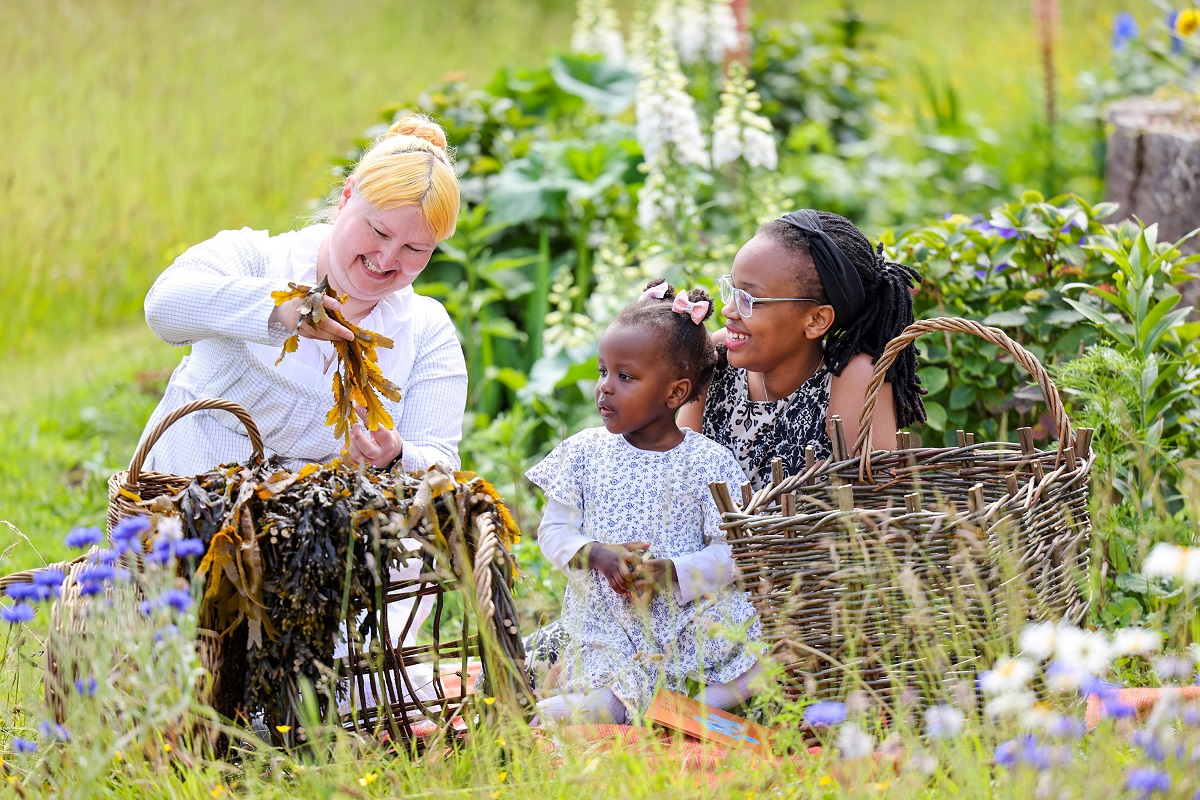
[{"left": 2, "top": 0, "right": 1200, "bottom": 633}]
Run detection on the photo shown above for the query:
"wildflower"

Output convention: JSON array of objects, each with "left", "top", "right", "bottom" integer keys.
[
  {"left": 1142, "top": 542, "right": 1200, "bottom": 583},
  {"left": 923, "top": 704, "right": 964, "bottom": 739},
  {"left": 65, "top": 526, "right": 103, "bottom": 549},
  {"left": 11, "top": 738, "right": 37, "bottom": 754},
  {"left": 994, "top": 738, "right": 1020, "bottom": 767},
  {"left": 906, "top": 750, "right": 938, "bottom": 776},
  {"left": 32, "top": 567, "right": 64, "bottom": 591},
  {"left": 38, "top": 721, "right": 70, "bottom": 743},
  {"left": 175, "top": 538, "right": 206, "bottom": 558},
  {"left": 1100, "top": 695, "right": 1137, "bottom": 719},
  {"left": 818, "top": 776, "right": 834, "bottom": 786},
  {"left": 836, "top": 724, "right": 874, "bottom": 759},
  {"left": 498, "top": 771, "right": 508, "bottom": 782},
  {"left": 110, "top": 515, "right": 151, "bottom": 554},
  {"left": 1177, "top": 9, "right": 1200, "bottom": 37},
  {"left": 89, "top": 549, "right": 119, "bottom": 566},
  {"left": 1112, "top": 12, "right": 1139, "bottom": 48},
  {"left": 652, "top": 0, "right": 740, "bottom": 65},
  {"left": 74, "top": 676, "right": 99, "bottom": 697},
  {"left": 803, "top": 700, "right": 847, "bottom": 727},
  {"left": 483, "top": 696, "right": 497, "bottom": 706},
  {"left": 1018, "top": 621, "right": 1063, "bottom": 661},
  {"left": 1054, "top": 627, "right": 1111, "bottom": 674},
  {"left": 359, "top": 773, "right": 377, "bottom": 786},
  {"left": 275, "top": 725, "right": 292, "bottom": 734},
  {"left": 1023, "top": 289, "right": 1048, "bottom": 303},
  {"left": 985, "top": 690, "right": 1036, "bottom": 718},
  {"left": 155, "top": 625, "right": 180, "bottom": 643},
  {"left": 979, "top": 656, "right": 1035, "bottom": 694},
  {"left": 1042, "top": 713, "right": 1086, "bottom": 740},
  {"left": 1154, "top": 655, "right": 1195, "bottom": 683},
  {"left": 1, "top": 603, "right": 35, "bottom": 624},
  {"left": 5, "top": 584, "right": 42, "bottom": 603},
  {"left": 571, "top": 0, "right": 626, "bottom": 63},
  {"left": 1131, "top": 729, "right": 1177, "bottom": 762},
  {"left": 210, "top": 785, "right": 226, "bottom": 798},
  {"left": 634, "top": 28, "right": 709, "bottom": 169},
  {"left": 163, "top": 743, "right": 172, "bottom": 753},
  {"left": 1125, "top": 767, "right": 1170, "bottom": 797},
  {"left": 711, "top": 62, "right": 777, "bottom": 170},
  {"left": 1113, "top": 628, "right": 1164, "bottom": 658},
  {"left": 77, "top": 564, "right": 121, "bottom": 596},
  {"left": 157, "top": 589, "right": 193, "bottom": 614}
]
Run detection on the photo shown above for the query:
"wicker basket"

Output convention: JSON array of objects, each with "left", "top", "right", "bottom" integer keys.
[
  {"left": 8, "top": 398, "right": 528, "bottom": 745},
  {"left": 709, "top": 318, "right": 1095, "bottom": 703}
]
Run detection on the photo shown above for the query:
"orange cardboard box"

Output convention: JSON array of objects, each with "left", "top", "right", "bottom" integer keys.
[{"left": 645, "top": 688, "right": 775, "bottom": 757}]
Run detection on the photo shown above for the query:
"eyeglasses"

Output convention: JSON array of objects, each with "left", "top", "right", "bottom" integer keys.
[{"left": 718, "top": 274, "right": 821, "bottom": 319}]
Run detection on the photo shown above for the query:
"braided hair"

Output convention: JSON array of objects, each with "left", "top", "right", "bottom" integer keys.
[
  {"left": 614, "top": 279, "right": 719, "bottom": 404},
  {"left": 759, "top": 212, "right": 926, "bottom": 428}
]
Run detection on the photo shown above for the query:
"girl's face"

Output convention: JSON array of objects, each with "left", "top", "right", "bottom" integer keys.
[
  {"left": 722, "top": 234, "right": 832, "bottom": 373},
  {"left": 595, "top": 322, "right": 688, "bottom": 439},
  {"left": 320, "top": 181, "right": 438, "bottom": 304}
]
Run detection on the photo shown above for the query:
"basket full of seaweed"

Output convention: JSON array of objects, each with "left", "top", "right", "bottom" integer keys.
[{"left": 709, "top": 318, "right": 1095, "bottom": 704}]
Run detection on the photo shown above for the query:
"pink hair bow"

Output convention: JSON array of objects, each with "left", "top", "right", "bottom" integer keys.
[
  {"left": 641, "top": 282, "right": 670, "bottom": 301},
  {"left": 671, "top": 292, "right": 709, "bottom": 324}
]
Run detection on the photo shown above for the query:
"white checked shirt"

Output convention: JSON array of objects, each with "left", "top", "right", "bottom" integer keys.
[{"left": 138, "top": 225, "right": 467, "bottom": 476}]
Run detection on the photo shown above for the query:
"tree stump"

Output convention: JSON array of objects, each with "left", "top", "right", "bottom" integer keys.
[{"left": 1105, "top": 96, "right": 1200, "bottom": 304}]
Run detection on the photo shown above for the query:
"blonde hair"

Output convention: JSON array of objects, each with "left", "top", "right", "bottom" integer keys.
[{"left": 331, "top": 114, "right": 460, "bottom": 241}]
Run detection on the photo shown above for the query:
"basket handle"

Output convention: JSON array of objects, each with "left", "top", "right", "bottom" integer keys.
[
  {"left": 853, "top": 317, "right": 1074, "bottom": 460},
  {"left": 126, "top": 398, "right": 265, "bottom": 485}
]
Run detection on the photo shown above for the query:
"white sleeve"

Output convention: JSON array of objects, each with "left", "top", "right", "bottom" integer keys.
[
  {"left": 144, "top": 228, "right": 294, "bottom": 347},
  {"left": 536, "top": 499, "right": 592, "bottom": 581},
  {"left": 395, "top": 303, "right": 468, "bottom": 472},
  {"left": 670, "top": 541, "right": 737, "bottom": 605}
]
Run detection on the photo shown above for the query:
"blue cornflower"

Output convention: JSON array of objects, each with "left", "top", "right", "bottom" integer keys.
[
  {"left": 803, "top": 701, "right": 847, "bottom": 727},
  {"left": 38, "top": 720, "right": 70, "bottom": 743},
  {"left": 973, "top": 268, "right": 988, "bottom": 280},
  {"left": 12, "top": 737, "right": 37, "bottom": 753},
  {"left": 1019, "top": 735, "right": 1054, "bottom": 771},
  {"left": 1112, "top": 12, "right": 1139, "bottom": 49},
  {"left": 1126, "top": 767, "right": 1170, "bottom": 797},
  {"left": 6, "top": 583, "right": 39, "bottom": 602},
  {"left": 158, "top": 589, "right": 193, "bottom": 614},
  {"left": 155, "top": 624, "right": 180, "bottom": 643},
  {"left": 77, "top": 564, "right": 120, "bottom": 596},
  {"left": 148, "top": 537, "right": 174, "bottom": 566},
  {"left": 90, "top": 549, "right": 119, "bottom": 566},
  {"left": 138, "top": 600, "right": 153, "bottom": 616},
  {"left": 74, "top": 676, "right": 99, "bottom": 698},
  {"left": 994, "top": 738, "right": 1020, "bottom": 767},
  {"left": 1167, "top": 11, "right": 1184, "bottom": 54},
  {"left": 32, "top": 568, "right": 64, "bottom": 599},
  {"left": 110, "top": 515, "right": 151, "bottom": 553},
  {"left": 2, "top": 603, "right": 36, "bottom": 624},
  {"left": 65, "top": 526, "right": 103, "bottom": 549},
  {"left": 1102, "top": 695, "right": 1138, "bottom": 719},
  {"left": 1045, "top": 714, "right": 1086, "bottom": 740},
  {"left": 1079, "top": 675, "right": 1120, "bottom": 699},
  {"left": 175, "top": 538, "right": 206, "bottom": 559}
]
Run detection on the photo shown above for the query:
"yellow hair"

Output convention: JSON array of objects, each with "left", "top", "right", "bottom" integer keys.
[{"left": 348, "top": 114, "right": 460, "bottom": 241}]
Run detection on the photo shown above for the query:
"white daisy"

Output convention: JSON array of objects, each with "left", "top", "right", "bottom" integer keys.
[
  {"left": 978, "top": 656, "right": 1035, "bottom": 695},
  {"left": 1111, "top": 627, "right": 1164, "bottom": 658}
]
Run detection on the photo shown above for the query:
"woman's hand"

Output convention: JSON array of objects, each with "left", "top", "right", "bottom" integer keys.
[
  {"left": 631, "top": 558, "right": 676, "bottom": 605},
  {"left": 346, "top": 405, "right": 404, "bottom": 468},
  {"left": 585, "top": 542, "right": 649, "bottom": 596},
  {"left": 269, "top": 293, "right": 355, "bottom": 341}
]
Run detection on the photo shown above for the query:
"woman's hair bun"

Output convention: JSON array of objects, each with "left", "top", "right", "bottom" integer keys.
[{"left": 387, "top": 113, "right": 448, "bottom": 152}]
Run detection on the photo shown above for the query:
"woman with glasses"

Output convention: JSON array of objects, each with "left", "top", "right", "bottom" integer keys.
[{"left": 677, "top": 210, "right": 925, "bottom": 491}]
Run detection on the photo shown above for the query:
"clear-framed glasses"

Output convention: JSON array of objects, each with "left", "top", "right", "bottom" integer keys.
[{"left": 718, "top": 274, "right": 821, "bottom": 319}]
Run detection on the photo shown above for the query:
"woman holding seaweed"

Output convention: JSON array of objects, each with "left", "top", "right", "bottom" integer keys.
[{"left": 138, "top": 115, "right": 466, "bottom": 476}]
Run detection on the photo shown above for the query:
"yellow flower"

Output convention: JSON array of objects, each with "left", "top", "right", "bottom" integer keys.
[
  {"left": 275, "top": 725, "right": 292, "bottom": 734},
  {"left": 210, "top": 785, "right": 226, "bottom": 798},
  {"left": 1023, "top": 288, "right": 1048, "bottom": 303},
  {"left": 819, "top": 775, "right": 834, "bottom": 786},
  {"left": 945, "top": 214, "right": 971, "bottom": 226},
  {"left": 873, "top": 781, "right": 891, "bottom": 791},
  {"left": 1177, "top": 9, "right": 1200, "bottom": 36},
  {"left": 483, "top": 696, "right": 496, "bottom": 706},
  {"left": 162, "top": 743, "right": 172, "bottom": 753},
  {"left": 359, "top": 772, "right": 377, "bottom": 787},
  {"left": 113, "top": 750, "right": 124, "bottom": 762},
  {"left": 498, "top": 771, "right": 508, "bottom": 782},
  {"left": 496, "top": 736, "right": 505, "bottom": 747}
]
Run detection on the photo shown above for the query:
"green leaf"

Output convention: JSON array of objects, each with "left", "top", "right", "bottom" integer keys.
[
  {"left": 548, "top": 55, "right": 638, "bottom": 116},
  {"left": 981, "top": 309, "right": 1028, "bottom": 327},
  {"left": 918, "top": 366, "right": 949, "bottom": 395},
  {"left": 949, "top": 384, "right": 976, "bottom": 410},
  {"left": 922, "top": 400, "right": 947, "bottom": 431}
]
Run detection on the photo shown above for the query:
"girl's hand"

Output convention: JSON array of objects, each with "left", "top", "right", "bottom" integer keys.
[
  {"left": 346, "top": 405, "right": 403, "bottom": 468},
  {"left": 269, "top": 293, "right": 355, "bottom": 342},
  {"left": 632, "top": 558, "right": 676, "bottom": 604},
  {"left": 586, "top": 542, "right": 649, "bottom": 596}
]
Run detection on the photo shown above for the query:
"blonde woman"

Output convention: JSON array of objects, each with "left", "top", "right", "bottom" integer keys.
[{"left": 138, "top": 115, "right": 466, "bottom": 475}]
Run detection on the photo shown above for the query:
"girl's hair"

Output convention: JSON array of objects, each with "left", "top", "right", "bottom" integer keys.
[
  {"left": 614, "top": 279, "right": 718, "bottom": 404},
  {"left": 318, "top": 114, "right": 460, "bottom": 241},
  {"left": 758, "top": 212, "right": 926, "bottom": 428}
]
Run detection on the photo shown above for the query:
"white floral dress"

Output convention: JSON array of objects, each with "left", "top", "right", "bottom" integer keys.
[{"left": 526, "top": 427, "right": 760, "bottom": 715}]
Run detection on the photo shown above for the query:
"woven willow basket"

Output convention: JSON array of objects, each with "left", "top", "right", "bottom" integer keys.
[
  {"left": 10, "top": 398, "right": 527, "bottom": 745},
  {"left": 709, "top": 318, "right": 1095, "bottom": 704}
]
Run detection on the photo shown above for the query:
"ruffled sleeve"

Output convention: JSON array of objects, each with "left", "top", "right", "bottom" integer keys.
[{"left": 525, "top": 432, "right": 588, "bottom": 511}]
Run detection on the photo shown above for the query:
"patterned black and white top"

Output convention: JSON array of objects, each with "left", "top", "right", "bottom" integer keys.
[{"left": 701, "top": 349, "right": 833, "bottom": 492}]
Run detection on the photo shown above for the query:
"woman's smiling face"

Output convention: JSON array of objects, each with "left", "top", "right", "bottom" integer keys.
[
  {"left": 722, "top": 233, "right": 827, "bottom": 373},
  {"left": 321, "top": 181, "right": 438, "bottom": 304}
]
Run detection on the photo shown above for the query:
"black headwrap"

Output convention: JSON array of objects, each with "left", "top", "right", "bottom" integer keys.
[{"left": 780, "top": 210, "right": 865, "bottom": 324}]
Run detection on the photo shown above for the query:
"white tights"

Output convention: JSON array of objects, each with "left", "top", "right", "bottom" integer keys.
[{"left": 535, "top": 662, "right": 763, "bottom": 725}]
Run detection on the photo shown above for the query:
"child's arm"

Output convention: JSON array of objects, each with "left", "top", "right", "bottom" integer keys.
[
  {"left": 538, "top": 499, "right": 649, "bottom": 594},
  {"left": 668, "top": 541, "right": 736, "bottom": 604}
]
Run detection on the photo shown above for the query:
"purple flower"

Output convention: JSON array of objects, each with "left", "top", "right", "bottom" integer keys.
[
  {"left": 1126, "top": 767, "right": 1170, "bottom": 797},
  {"left": 110, "top": 515, "right": 151, "bottom": 553},
  {"left": 1079, "top": 676, "right": 1120, "bottom": 699},
  {"left": 1045, "top": 714, "right": 1086, "bottom": 740},
  {"left": 1132, "top": 729, "right": 1169, "bottom": 761},
  {"left": 175, "top": 539, "right": 206, "bottom": 559},
  {"left": 155, "top": 624, "right": 180, "bottom": 643},
  {"left": 77, "top": 564, "right": 120, "bottom": 596},
  {"left": 38, "top": 720, "right": 70, "bottom": 743},
  {"left": 1113, "top": 12, "right": 1139, "bottom": 49},
  {"left": 1167, "top": 11, "right": 1184, "bottom": 54},
  {"left": 2, "top": 603, "right": 36, "bottom": 624},
  {"left": 148, "top": 537, "right": 207, "bottom": 565},
  {"left": 994, "top": 738, "right": 1019, "bottom": 767},
  {"left": 32, "top": 569, "right": 64, "bottom": 599},
  {"left": 973, "top": 269, "right": 988, "bottom": 280},
  {"left": 89, "top": 549, "right": 119, "bottom": 566},
  {"left": 157, "top": 589, "right": 193, "bottom": 614},
  {"left": 74, "top": 676, "right": 98, "bottom": 697},
  {"left": 139, "top": 600, "right": 152, "bottom": 617},
  {"left": 65, "top": 526, "right": 103, "bottom": 549},
  {"left": 1102, "top": 695, "right": 1138, "bottom": 719},
  {"left": 803, "top": 701, "right": 847, "bottom": 727},
  {"left": 12, "top": 737, "right": 37, "bottom": 754},
  {"left": 6, "top": 583, "right": 39, "bottom": 603}
]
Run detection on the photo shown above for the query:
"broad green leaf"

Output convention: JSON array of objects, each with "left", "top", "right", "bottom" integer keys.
[
  {"left": 981, "top": 309, "right": 1028, "bottom": 327},
  {"left": 949, "top": 384, "right": 976, "bottom": 410},
  {"left": 548, "top": 55, "right": 637, "bottom": 116},
  {"left": 918, "top": 366, "right": 949, "bottom": 395},
  {"left": 922, "top": 400, "right": 947, "bottom": 431}
]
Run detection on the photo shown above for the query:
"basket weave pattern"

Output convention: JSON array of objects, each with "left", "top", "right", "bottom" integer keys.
[{"left": 710, "top": 319, "right": 1094, "bottom": 702}]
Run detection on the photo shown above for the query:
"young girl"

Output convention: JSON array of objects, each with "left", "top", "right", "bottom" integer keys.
[{"left": 527, "top": 280, "right": 761, "bottom": 724}]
